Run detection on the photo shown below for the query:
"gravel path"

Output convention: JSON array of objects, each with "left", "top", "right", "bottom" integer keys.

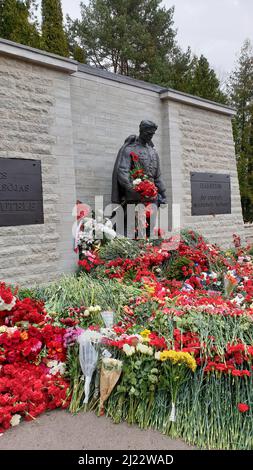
[{"left": 0, "top": 410, "right": 194, "bottom": 450}]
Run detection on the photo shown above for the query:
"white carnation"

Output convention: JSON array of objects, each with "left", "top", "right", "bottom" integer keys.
[
  {"left": 10, "top": 414, "right": 21, "bottom": 427},
  {"left": 136, "top": 343, "right": 153, "bottom": 355},
  {"left": 49, "top": 361, "right": 66, "bottom": 376},
  {"left": 102, "top": 357, "right": 122, "bottom": 369},
  {"left": 0, "top": 296, "right": 16, "bottom": 311},
  {"left": 123, "top": 344, "right": 135, "bottom": 356},
  {"left": 132, "top": 178, "right": 142, "bottom": 186}
]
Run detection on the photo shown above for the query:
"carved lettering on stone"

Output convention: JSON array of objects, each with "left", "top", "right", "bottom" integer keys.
[
  {"left": 0, "top": 158, "right": 44, "bottom": 226},
  {"left": 191, "top": 172, "right": 231, "bottom": 216}
]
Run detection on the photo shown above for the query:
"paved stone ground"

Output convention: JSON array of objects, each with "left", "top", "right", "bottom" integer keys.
[{"left": 0, "top": 410, "right": 194, "bottom": 450}]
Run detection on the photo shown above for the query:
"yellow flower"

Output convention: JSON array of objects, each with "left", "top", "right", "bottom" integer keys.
[
  {"left": 225, "top": 250, "right": 233, "bottom": 257},
  {"left": 140, "top": 329, "right": 151, "bottom": 343},
  {"left": 144, "top": 284, "right": 155, "bottom": 295},
  {"left": 140, "top": 329, "right": 151, "bottom": 337},
  {"left": 157, "top": 350, "right": 197, "bottom": 372}
]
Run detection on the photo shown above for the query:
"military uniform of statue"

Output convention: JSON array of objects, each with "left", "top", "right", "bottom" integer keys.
[{"left": 112, "top": 120, "right": 167, "bottom": 205}]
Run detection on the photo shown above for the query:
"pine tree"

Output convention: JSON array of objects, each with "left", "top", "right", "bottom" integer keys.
[
  {"left": 66, "top": 1, "right": 225, "bottom": 104},
  {"left": 66, "top": 0, "right": 177, "bottom": 78},
  {"left": 41, "top": 0, "right": 69, "bottom": 57},
  {"left": 228, "top": 40, "right": 253, "bottom": 221},
  {"left": 0, "top": 0, "right": 40, "bottom": 47},
  {"left": 186, "top": 55, "right": 227, "bottom": 103},
  {"left": 164, "top": 47, "right": 193, "bottom": 92},
  {"left": 66, "top": 14, "right": 86, "bottom": 63},
  {"left": 72, "top": 44, "right": 86, "bottom": 63}
]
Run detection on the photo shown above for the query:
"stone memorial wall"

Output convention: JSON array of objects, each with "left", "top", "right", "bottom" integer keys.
[{"left": 0, "top": 38, "right": 245, "bottom": 285}]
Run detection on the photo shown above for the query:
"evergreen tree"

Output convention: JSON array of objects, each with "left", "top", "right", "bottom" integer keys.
[
  {"left": 228, "top": 40, "right": 253, "bottom": 221},
  {"left": 72, "top": 44, "right": 86, "bottom": 63},
  {"left": 164, "top": 46, "right": 193, "bottom": 92},
  {"left": 66, "top": 0, "right": 177, "bottom": 79},
  {"left": 66, "top": 1, "right": 225, "bottom": 104},
  {"left": 66, "top": 15, "right": 86, "bottom": 63},
  {"left": 41, "top": 0, "right": 69, "bottom": 57},
  {"left": 186, "top": 54, "right": 227, "bottom": 103},
  {"left": 0, "top": 0, "right": 40, "bottom": 47}
]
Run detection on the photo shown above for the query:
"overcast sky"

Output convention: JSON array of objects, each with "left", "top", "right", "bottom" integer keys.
[{"left": 61, "top": 0, "right": 253, "bottom": 78}]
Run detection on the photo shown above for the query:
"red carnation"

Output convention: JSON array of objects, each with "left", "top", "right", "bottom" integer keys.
[
  {"left": 132, "top": 169, "right": 144, "bottom": 179},
  {"left": 0, "top": 283, "right": 14, "bottom": 305},
  {"left": 134, "top": 180, "right": 158, "bottom": 200},
  {"left": 130, "top": 151, "right": 139, "bottom": 162},
  {"left": 237, "top": 403, "right": 250, "bottom": 413},
  {"left": 232, "top": 369, "right": 242, "bottom": 377}
]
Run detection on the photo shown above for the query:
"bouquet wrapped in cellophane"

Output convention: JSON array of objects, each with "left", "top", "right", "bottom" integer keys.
[{"left": 99, "top": 357, "right": 122, "bottom": 415}]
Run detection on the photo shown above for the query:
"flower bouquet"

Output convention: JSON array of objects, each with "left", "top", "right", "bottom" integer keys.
[
  {"left": 156, "top": 350, "right": 197, "bottom": 435},
  {"left": 99, "top": 357, "right": 122, "bottom": 415},
  {"left": 130, "top": 152, "right": 158, "bottom": 201},
  {"left": 76, "top": 210, "right": 116, "bottom": 272},
  {"left": 224, "top": 270, "right": 240, "bottom": 298},
  {"left": 0, "top": 283, "right": 16, "bottom": 312},
  {"left": 77, "top": 329, "right": 102, "bottom": 407}
]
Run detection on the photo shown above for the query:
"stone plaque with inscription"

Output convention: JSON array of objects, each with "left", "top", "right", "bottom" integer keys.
[
  {"left": 0, "top": 158, "right": 44, "bottom": 226},
  {"left": 191, "top": 172, "right": 231, "bottom": 216}
]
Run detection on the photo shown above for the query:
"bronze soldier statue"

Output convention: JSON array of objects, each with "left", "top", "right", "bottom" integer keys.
[
  {"left": 111, "top": 120, "right": 167, "bottom": 237},
  {"left": 112, "top": 120, "right": 167, "bottom": 204}
]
